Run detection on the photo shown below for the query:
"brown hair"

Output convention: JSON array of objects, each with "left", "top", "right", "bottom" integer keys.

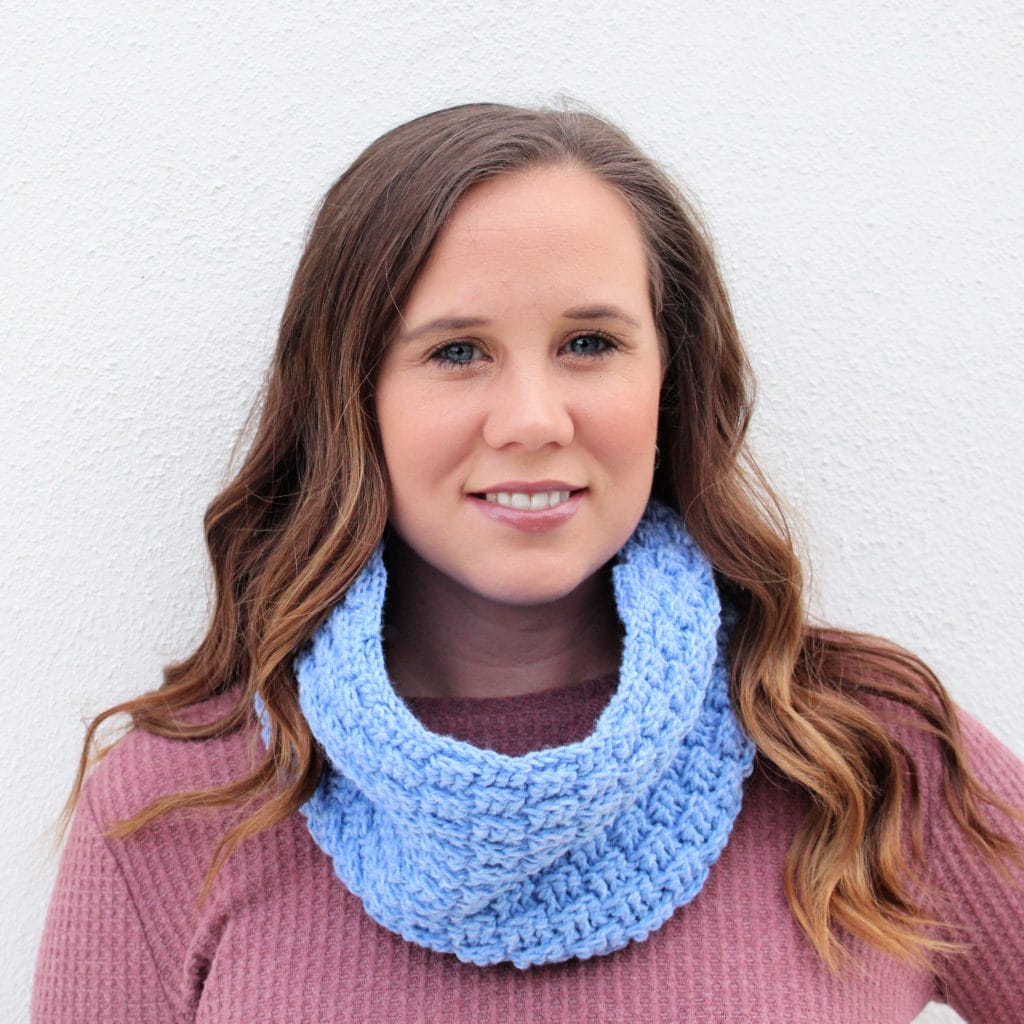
[{"left": 64, "top": 102, "right": 1021, "bottom": 970}]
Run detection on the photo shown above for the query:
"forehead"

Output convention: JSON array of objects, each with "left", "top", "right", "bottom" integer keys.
[{"left": 403, "top": 166, "right": 652, "bottom": 318}]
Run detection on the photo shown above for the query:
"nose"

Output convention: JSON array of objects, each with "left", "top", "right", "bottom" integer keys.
[{"left": 481, "top": 359, "right": 575, "bottom": 451}]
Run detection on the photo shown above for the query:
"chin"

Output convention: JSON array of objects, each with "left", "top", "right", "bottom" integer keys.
[{"left": 458, "top": 565, "right": 598, "bottom": 609}]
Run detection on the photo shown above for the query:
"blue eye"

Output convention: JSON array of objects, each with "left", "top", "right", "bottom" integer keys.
[
  {"left": 566, "top": 332, "right": 613, "bottom": 357},
  {"left": 431, "top": 342, "right": 480, "bottom": 366}
]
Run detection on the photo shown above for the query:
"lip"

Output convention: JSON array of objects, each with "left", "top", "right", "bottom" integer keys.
[{"left": 467, "top": 488, "right": 586, "bottom": 534}]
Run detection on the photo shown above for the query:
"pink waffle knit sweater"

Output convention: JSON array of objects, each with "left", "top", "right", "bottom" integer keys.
[{"left": 32, "top": 678, "right": 1024, "bottom": 1023}]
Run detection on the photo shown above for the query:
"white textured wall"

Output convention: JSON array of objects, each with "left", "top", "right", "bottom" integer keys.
[{"left": 3, "top": 3, "right": 1021, "bottom": 1021}]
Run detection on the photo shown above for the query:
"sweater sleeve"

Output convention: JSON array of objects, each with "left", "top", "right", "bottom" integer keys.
[
  {"left": 923, "top": 707, "right": 1024, "bottom": 1023},
  {"left": 31, "top": 781, "right": 186, "bottom": 1024}
]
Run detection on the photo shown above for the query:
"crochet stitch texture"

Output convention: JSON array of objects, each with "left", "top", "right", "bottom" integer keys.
[{"left": 289, "top": 501, "right": 756, "bottom": 969}]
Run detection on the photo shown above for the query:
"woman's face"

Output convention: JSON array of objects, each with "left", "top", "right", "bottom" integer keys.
[{"left": 374, "top": 164, "right": 663, "bottom": 607}]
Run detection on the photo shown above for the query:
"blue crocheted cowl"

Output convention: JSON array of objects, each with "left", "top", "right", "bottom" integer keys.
[{"left": 286, "top": 500, "right": 755, "bottom": 969}]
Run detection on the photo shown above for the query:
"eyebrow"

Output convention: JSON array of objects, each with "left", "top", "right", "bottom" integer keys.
[
  {"left": 562, "top": 304, "right": 641, "bottom": 329},
  {"left": 396, "top": 304, "right": 641, "bottom": 344},
  {"left": 397, "top": 316, "right": 490, "bottom": 344}
]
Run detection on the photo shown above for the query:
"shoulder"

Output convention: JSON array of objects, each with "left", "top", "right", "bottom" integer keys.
[
  {"left": 70, "top": 689, "right": 271, "bottom": 956},
  {"left": 857, "top": 689, "right": 1024, "bottom": 809},
  {"left": 845, "top": 686, "right": 1024, "bottom": 848},
  {"left": 899, "top": 697, "right": 1024, "bottom": 849},
  {"left": 81, "top": 688, "right": 261, "bottom": 833},
  {"left": 44, "top": 691, "right": 313, "bottom": 1019}
]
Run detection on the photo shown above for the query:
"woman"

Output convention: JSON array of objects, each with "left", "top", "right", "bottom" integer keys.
[{"left": 33, "top": 103, "right": 1024, "bottom": 1022}]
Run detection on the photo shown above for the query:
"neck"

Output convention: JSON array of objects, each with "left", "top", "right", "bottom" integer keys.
[{"left": 381, "top": 535, "right": 623, "bottom": 700}]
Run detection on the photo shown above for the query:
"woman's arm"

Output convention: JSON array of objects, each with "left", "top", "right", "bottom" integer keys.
[
  {"left": 924, "top": 707, "right": 1024, "bottom": 1022},
  {"left": 31, "top": 783, "right": 186, "bottom": 1024}
]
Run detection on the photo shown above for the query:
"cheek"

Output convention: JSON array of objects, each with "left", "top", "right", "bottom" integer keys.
[
  {"left": 577, "top": 375, "right": 661, "bottom": 466},
  {"left": 378, "top": 386, "right": 474, "bottom": 496}
]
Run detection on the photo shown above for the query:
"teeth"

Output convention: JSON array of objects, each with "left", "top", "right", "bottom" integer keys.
[{"left": 484, "top": 490, "right": 572, "bottom": 510}]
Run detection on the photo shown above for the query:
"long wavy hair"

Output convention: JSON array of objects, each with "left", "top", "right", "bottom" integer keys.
[{"left": 63, "top": 102, "right": 1020, "bottom": 971}]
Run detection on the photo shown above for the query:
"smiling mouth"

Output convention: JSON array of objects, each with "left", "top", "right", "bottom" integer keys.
[{"left": 471, "top": 489, "right": 583, "bottom": 511}]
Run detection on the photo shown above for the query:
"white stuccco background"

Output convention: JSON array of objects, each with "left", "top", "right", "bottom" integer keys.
[{"left": 2, "top": 3, "right": 1021, "bottom": 1021}]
